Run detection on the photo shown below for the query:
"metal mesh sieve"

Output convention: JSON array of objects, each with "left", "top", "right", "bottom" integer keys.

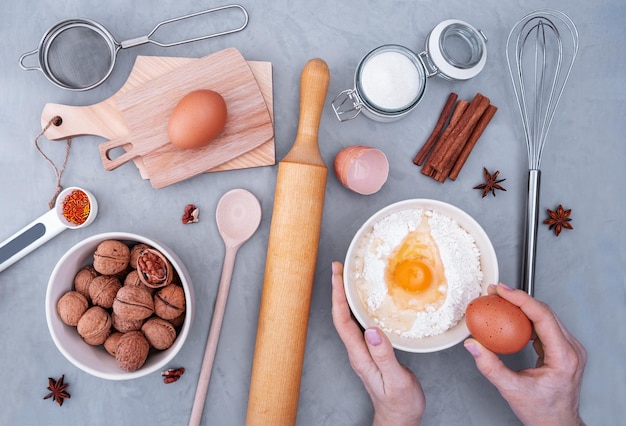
[
  {"left": 19, "top": 4, "right": 249, "bottom": 91},
  {"left": 44, "top": 22, "right": 116, "bottom": 90}
]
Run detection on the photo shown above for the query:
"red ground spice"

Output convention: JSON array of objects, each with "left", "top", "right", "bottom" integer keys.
[{"left": 62, "top": 189, "right": 90, "bottom": 225}]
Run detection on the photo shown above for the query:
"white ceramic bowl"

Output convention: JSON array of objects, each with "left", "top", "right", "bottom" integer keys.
[
  {"left": 45, "top": 232, "right": 194, "bottom": 380},
  {"left": 344, "top": 199, "right": 498, "bottom": 353}
]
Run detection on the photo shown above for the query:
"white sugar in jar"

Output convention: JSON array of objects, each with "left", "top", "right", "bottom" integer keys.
[
  {"left": 358, "top": 48, "right": 424, "bottom": 113},
  {"left": 333, "top": 20, "right": 487, "bottom": 123},
  {"left": 334, "top": 45, "right": 426, "bottom": 123}
]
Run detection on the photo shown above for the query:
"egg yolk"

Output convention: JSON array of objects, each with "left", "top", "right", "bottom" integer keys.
[
  {"left": 384, "top": 216, "right": 447, "bottom": 312},
  {"left": 393, "top": 259, "right": 433, "bottom": 292}
]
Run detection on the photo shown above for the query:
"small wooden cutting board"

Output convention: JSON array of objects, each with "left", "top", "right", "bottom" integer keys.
[{"left": 41, "top": 49, "right": 275, "bottom": 187}]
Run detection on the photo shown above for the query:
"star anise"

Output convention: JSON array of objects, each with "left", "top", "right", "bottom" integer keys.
[
  {"left": 544, "top": 204, "right": 573, "bottom": 236},
  {"left": 43, "top": 375, "right": 70, "bottom": 407},
  {"left": 474, "top": 167, "right": 507, "bottom": 197}
]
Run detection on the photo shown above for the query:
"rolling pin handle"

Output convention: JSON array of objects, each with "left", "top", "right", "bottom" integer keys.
[
  {"left": 297, "top": 59, "right": 330, "bottom": 141},
  {"left": 284, "top": 58, "right": 330, "bottom": 165}
]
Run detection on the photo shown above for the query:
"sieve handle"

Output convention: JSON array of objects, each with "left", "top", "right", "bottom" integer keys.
[
  {"left": 521, "top": 169, "right": 541, "bottom": 297},
  {"left": 121, "top": 4, "right": 249, "bottom": 49},
  {"left": 18, "top": 49, "right": 41, "bottom": 71}
]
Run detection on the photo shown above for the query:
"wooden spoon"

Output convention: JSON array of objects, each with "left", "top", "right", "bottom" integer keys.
[{"left": 189, "top": 188, "right": 262, "bottom": 426}]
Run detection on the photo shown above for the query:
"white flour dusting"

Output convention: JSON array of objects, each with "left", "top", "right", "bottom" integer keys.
[{"left": 351, "top": 208, "right": 482, "bottom": 338}]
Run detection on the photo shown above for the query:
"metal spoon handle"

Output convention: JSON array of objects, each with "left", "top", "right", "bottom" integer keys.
[
  {"left": 0, "top": 209, "right": 66, "bottom": 273},
  {"left": 189, "top": 245, "right": 239, "bottom": 426},
  {"left": 521, "top": 169, "right": 541, "bottom": 296}
]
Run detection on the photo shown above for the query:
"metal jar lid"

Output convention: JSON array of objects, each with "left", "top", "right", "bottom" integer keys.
[{"left": 421, "top": 19, "right": 487, "bottom": 81}]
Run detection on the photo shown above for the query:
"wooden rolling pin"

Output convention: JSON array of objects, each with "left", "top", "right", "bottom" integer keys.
[{"left": 246, "top": 58, "right": 330, "bottom": 425}]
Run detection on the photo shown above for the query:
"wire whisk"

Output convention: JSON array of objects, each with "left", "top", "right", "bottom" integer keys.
[{"left": 506, "top": 9, "right": 579, "bottom": 296}]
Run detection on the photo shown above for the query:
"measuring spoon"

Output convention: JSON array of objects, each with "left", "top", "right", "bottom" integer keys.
[
  {"left": 189, "top": 188, "right": 262, "bottom": 426},
  {"left": 0, "top": 187, "right": 98, "bottom": 272}
]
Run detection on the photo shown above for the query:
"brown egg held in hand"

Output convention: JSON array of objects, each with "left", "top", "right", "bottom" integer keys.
[
  {"left": 466, "top": 294, "right": 532, "bottom": 354},
  {"left": 168, "top": 89, "right": 227, "bottom": 150}
]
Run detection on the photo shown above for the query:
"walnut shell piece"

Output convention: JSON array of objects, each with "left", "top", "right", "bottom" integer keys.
[
  {"left": 77, "top": 306, "right": 111, "bottom": 345},
  {"left": 57, "top": 291, "right": 89, "bottom": 326},
  {"left": 93, "top": 240, "right": 131, "bottom": 275},
  {"left": 89, "top": 275, "right": 122, "bottom": 309},
  {"left": 136, "top": 248, "right": 174, "bottom": 288},
  {"left": 141, "top": 317, "right": 177, "bottom": 350},
  {"left": 115, "top": 331, "right": 150, "bottom": 372},
  {"left": 182, "top": 204, "right": 199, "bottom": 224},
  {"left": 154, "top": 284, "right": 186, "bottom": 320},
  {"left": 73, "top": 265, "right": 98, "bottom": 300},
  {"left": 113, "top": 286, "right": 154, "bottom": 321},
  {"left": 129, "top": 243, "right": 152, "bottom": 270}
]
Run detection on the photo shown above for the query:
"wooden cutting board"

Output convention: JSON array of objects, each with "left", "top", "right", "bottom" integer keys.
[{"left": 41, "top": 48, "right": 275, "bottom": 186}]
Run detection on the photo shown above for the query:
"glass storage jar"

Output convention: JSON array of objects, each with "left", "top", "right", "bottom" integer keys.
[{"left": 332, "top": 19, "right": 487, "bottom": 123}]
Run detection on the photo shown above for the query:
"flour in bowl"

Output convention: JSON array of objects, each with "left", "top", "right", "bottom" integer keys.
[{"left": 350, "top": 208, "right": 482, "bottom": 338}]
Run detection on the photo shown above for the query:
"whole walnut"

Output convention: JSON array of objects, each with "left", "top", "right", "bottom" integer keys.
[
  {"left": 77, "top": 306, "right": 111, "bottom": 345},
  {"left": 129, "top": 243, "right": 151, "bottom": 269},
  {"left": 93, "top": 240, "right": 130, "bottom": 275},
  {"left": 141, "top": 317, "right": 177, "bottom": 350},
  {"left": 115, "top": 331, "right": 150, "bottom": 372},
  {"left": 89, "top": 275, "right": 121, "bottom": 309},
  {"left": 111, "top": 312, "right": 144, "bottom": 333},
  {"left": 113, "top": 286, "right": 154, "bottom": 321},
  {"left": 104, "top": 332, "right": 124, "bottom": 357},
  {"left": 57, "top": 291, "right": 89, "bottom": 326},
  {"left": 73, "top": 265, "right": 98, "bottom": 300},
  {"left": 154, "top": 284, "right": 186, "bottom": 320}
]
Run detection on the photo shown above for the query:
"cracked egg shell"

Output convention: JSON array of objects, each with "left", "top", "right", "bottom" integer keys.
[{"left": 334, "top": 146, "right": 389, "bottom": 195}]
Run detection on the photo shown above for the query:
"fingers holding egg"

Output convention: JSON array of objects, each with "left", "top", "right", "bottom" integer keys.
[
  {"left": 168, "top": 89, "right": 228, "bottom": 150},
  {"left": 465, "top": 294, "right": 533, "bottom": 354}
]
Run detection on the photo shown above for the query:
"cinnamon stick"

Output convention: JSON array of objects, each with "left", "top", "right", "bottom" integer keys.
[
  {"left": 448, "top": 104, "right": 498, "bottom": 180},
  {"left": 433, "top": 94, "right": 490, "bottom": 182},
  {"left": 421, "top": 99, "right": 469, "bottom": 177},
  {"left": 413, "top": 92, "right": 458, "bottom": 166}
]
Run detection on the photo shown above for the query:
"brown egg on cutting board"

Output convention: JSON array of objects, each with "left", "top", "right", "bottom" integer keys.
[
  {"left": 466, "top": 294, "right": 532, "bottom": 354},
  {"left": 168, "top": 89, "right": 228, "bottom": 150}
]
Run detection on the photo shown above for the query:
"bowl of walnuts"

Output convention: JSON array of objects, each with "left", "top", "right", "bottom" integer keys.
[{"left": 45, "top": 232, "right": 194, "bottom": 380}]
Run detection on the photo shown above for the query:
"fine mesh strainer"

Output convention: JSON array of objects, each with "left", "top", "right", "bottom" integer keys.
[{"left": 19, "top": 4, "right": 249, "bottom": 91}]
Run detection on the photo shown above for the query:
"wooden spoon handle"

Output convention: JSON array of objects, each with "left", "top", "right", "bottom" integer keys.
[{"left": 189, "top": 246, "right": 238, "bottom": 426}]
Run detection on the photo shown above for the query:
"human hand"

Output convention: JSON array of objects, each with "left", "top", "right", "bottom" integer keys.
[
  {"left": 331, "top": 262, "right": 425, "bottom": 426},
  {"left": 464, "top": 283, "right": 587, "bottom": 426}
]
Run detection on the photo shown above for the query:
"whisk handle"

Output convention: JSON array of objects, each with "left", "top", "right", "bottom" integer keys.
[{"left": 521, "top": 169, "right": 541, "bottom": 296}]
